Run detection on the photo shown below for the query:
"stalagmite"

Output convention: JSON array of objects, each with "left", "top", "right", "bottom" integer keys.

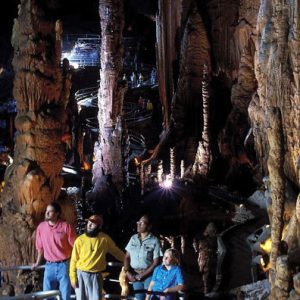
[
  {"left": 93, "top": 0, "right": 126, "bottom": 190},
  {"left": 157, "top": 160, "right": 163, "bottom": 183},
  {"left": 0, "top": 0, "right": 69, "bottom": 288},
  {"left": 193, "top": 65, "right": 212, "bottom": 176},
  {"left": 170, "top": 147, "right": 175, "bottom": 180},
  {"left": 268, "top": 108, "right": 285, "bottom": 270},
  {"left": 180, "top": 160, "right": 185, "bottom": 178}
]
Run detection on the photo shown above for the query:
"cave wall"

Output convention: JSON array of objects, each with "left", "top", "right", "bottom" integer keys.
[
  {"left": 204, "top": 0, "right": 299, "bottom": 190},
  {"left": 250, "top": 0, "right": 300, "bottom": 187}
]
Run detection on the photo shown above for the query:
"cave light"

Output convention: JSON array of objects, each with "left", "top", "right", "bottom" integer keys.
[{"left": 160, "top": 175, "right": 173, "bottom": 189}]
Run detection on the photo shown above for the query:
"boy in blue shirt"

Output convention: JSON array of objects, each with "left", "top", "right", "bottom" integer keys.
[{"left": 146, "top": 248, "right": 184, "bottom": 300}]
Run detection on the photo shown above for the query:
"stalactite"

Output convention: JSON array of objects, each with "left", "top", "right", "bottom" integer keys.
[
  {"left": 156, "top": 0, "right": 183, "bottom": 129},
  {"left": 143, "top": 2, "right": 211, "bottom": 169}
]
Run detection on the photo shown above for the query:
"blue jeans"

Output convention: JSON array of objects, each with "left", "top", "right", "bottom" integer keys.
[
  {"left": 132, "top": 276, "right": 152, "bottom": 300},
  {"left": 43, "top": 261, "right": 71, "bottom": 300}
]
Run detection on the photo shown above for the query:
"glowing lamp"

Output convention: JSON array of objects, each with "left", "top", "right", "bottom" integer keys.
[{"left": 161, "top": 178, "right": 173, "bottom": 189}]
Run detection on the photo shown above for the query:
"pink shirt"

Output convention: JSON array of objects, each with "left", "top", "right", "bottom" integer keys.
[{"left": 36, "top": 220, "right": 76, "bottom": 262}]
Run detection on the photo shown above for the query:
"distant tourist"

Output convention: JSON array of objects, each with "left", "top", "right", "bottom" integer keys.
[
  {"left": 131, "top": 72, "right": 137, "bottom": 86},
  {"left": 150, "top": 68, "right": 157, "bottom": 85},
  {"left": 146, "top": 100, "right": 153, "bottom": 111},
  {"left": 138, "top": 73, "right": 144, "bottom": 85}
]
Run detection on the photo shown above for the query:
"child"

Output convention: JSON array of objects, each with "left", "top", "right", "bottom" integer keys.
[{"left": 146, "top": 248, "right": 184, "bottom": 300}]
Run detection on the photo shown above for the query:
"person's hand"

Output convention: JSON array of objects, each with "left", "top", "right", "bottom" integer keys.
[
  {"left": 31, "top": 263, "right": 39, "bottom": 270},
  {"left": 135, "top": 273, "right": 143, "bottom": 281},
  {"left": 163, "top": 288, "right": 170, "bottom": 293},
  {"left": 71, "top": 280, "right": 78, "bottom": 290},
  {"left": 126, "top": 271, "right": 136, "bottom": 282}
]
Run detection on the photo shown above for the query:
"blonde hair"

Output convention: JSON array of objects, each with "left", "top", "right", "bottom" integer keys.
[{"left": 164, "top": 248, "right": 181, "bottom": 266}]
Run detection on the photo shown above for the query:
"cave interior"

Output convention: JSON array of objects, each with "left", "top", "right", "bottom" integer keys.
[{"left": 0, "top": 0, "right": 299, "bottom": 299}]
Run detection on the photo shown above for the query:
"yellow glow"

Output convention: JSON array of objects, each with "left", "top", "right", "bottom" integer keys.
[
  {"left": 0, "top": 181, "right": 4, "bottom": 193},
  {"left": 260, "top": 238, "right": 272, "bottom": 253},
  {"left": 82, "top": 162, "right": 91, "bottom": 171},
  {"left": 134, "top": 157, "right": 140, "bottom": 166},
  {"left": 260, "top": 257, "right": 270, "bottom": 272}
]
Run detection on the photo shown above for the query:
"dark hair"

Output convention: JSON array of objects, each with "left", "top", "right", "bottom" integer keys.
[
  {"left": 49, "top": 202, "right": 61, "bottom": 216},
  {"left": 140, "top": 214, "right": 152, "bottom": 225}
]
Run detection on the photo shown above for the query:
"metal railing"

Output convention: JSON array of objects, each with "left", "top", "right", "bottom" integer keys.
[
  {"left": 0, "top": 290, "right": 61, "bottom": 300},
  {"left": 0, "top": 263, "right": 185, "bottom": 299},
  {"left": 0, "top": 265, "right": 45, "bottom": 272}
]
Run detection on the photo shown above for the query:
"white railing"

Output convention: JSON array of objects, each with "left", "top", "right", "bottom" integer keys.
[
  {"left": 0, "top": 265, "right": 45, "bottom": 272},
  {"left": 0, "top": 290, "right": 61, "bottom": 300},
  {"left": 0, "top": 264, "right": 185, "bottom": 299}
]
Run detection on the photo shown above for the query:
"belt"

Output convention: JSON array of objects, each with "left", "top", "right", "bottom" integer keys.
[
  {"left": 80, "top": 270, "right": 102, "bottom": 275},
  {"left": 47, "top": 259, "right": 69, "bottom": 263},
  {"left": 134, "top": 268, "right": 146, "bottom": 274}
]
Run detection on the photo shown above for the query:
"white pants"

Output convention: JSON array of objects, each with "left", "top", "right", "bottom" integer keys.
[{"left": 75, "top": 270, "right": 103, "bottom": 300}]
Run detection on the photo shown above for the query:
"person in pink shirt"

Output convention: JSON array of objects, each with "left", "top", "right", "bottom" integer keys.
[{"left": 32, "top": 202, "right": 76, "bottom": 300}]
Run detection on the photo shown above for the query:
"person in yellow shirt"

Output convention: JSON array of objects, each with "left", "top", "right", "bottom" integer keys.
[{"left": 70, "top": 215, "right": 125, "bottom": 300}]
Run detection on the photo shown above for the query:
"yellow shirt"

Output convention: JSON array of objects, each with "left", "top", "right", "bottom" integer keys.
[{"left": 70, "top": 232, "right": 125, "bottom": 284}]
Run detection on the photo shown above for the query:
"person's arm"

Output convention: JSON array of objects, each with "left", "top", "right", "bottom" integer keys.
[
  {"left": 67, "top": 223, "right": 77, "bottom": 247},
  {"left": 124, "top": 251, "right": 136, "bottom": 282},
  {"left": 136, "top": 257, "right": 160, "bottom": 281},
  {"left": 32, "top": 250, "right": 43, "bottom": 269},
  {"left": 32, "top": 225, "right": 44, "bottom": 269},
  {"left": 145, "top": 280, "right": 155, "bottom": 300},
  {"left": 108, "top": 237, "right": 125, "bottom": 262},
  {"left": 69, "top": 239, "right": 80, "bottom": 289},
  {"left": 163, "top": 284, "right": 184, "bottom": 293}
]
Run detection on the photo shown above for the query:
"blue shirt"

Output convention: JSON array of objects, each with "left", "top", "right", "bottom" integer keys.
[
  {"left": 125, "top": 233, "right": 162, "bottom": 269},
  {"left": 151, "top": 265, "right": 184, "bottom": 292}
]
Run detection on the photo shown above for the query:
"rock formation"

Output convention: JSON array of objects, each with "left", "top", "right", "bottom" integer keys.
[
  {"left": 0, "top": 0, "right": 69, "bottom": 289},
  {"left": 93, "top": 0, "right": 127, "bottom": 190}
]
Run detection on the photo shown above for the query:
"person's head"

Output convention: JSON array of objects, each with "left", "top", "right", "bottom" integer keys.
[
  {"left": 86, "top": 215, "right": 103, "bottom": 237},
  {"left": 163, "top": 248, "right": 180, "bottom": 267},
  {"left": 136, "top": 215, "right": 152, "bottom": 234},
  {"left": 45, "top": 202, "right": 61, "bottom": 223}
]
